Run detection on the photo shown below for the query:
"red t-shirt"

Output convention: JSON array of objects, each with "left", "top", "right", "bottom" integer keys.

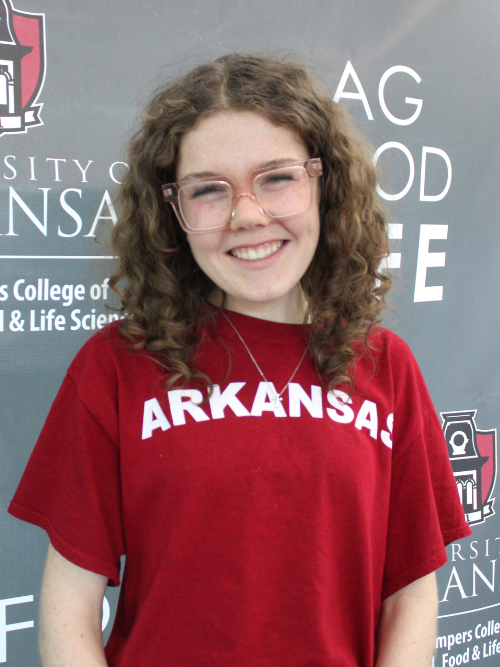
[{"left": 9, "top": 311, "right": 471, "bottom": 667}]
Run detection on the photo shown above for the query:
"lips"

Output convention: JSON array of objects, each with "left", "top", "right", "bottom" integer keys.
[{"left": 229, "top": 240, "right": 285, "bottom": 260}]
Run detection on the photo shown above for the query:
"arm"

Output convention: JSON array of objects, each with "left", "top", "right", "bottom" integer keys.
[
  {"left": 39, "top": 543, "right": 109, "bottom": 667},
  {"left": 376, "top": 571, "right": 438, "bottom": 667}
]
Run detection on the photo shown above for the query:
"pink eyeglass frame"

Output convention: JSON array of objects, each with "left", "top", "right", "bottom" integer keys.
[{"left": 162, "top": 157, "right": 322, "bottom": 234}]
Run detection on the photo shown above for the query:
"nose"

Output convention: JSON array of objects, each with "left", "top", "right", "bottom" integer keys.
[{"left": 229, "top": 193, "right": 270, "bottom": 230}]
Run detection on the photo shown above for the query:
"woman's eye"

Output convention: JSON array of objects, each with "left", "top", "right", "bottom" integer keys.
[
  {"left": 260, "top": 172, "right": 295, "bottom": 188},
  {"left": 189, "top": 184, "right": 227, "bottom": 199},
  {"left": 265, "top": 173, "right": 293, "bottom": 184}
]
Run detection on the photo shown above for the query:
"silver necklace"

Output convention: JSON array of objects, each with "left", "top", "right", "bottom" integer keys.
[{"left": 222, "top": 311, "right": 308, "bottom": 408}]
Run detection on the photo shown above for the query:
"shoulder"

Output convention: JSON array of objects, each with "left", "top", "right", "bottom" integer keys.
[
  {"left": 66, "top": 320, "right": 152, "bottom": 399},
  {"left": 358, "top": 325, "right": 423, "bottom": 386},
  {"left": 365, "top": 327, "right": 440, "bottom": 446},
  {"left": 62, "top": 321, "right": 164, "bottom": 430},
  {"left": 355, "top": 326, "right": 436, "bottom": 419},
  {"left": 367, "top": 325, "right": 415, "bottom": 360},
  {"left": 68, "top": 320, "right": 128, "bottom": 376}
]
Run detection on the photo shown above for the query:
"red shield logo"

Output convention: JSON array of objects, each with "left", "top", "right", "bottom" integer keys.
[
  {"left": 0, "top": 0, "right": 45, "bottom": 136},
  {"left": 442, "top": 409, "right": 497, "bottom": 526}
]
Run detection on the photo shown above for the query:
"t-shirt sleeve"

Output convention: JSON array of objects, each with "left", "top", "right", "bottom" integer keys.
[
  {"left": 8, "top": 335, "right": 125, "bottom": 586},
  {"left": 382, "top": 407, "right": 472, "bottom": 599}
]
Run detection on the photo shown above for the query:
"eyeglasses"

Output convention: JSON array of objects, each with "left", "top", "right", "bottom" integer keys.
[{"left": 162, "top": 158, "right": 322, "bottom": 234}]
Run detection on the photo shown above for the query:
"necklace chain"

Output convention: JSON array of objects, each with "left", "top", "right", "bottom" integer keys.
[{"left": 222, "top": 311, "right": 308, "bottom": 408}]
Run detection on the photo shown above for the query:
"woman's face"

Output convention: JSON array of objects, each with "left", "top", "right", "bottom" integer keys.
[{"left": 176, "top": 110, "right": 321, "bottom": 322}]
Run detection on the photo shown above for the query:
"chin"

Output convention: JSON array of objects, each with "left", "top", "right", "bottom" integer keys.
[{"left": 227, "top": 285, "right": 300, "bottom": 306}]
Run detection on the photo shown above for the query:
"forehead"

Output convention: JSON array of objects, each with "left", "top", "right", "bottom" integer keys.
[{"left": 176, "top": 110, "right": 309, "bottom": 180}]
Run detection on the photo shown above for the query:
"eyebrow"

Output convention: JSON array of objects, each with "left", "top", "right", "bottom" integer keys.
[
  {"left": 179, "top": 170, "right": 218, "bottom": 182},
  {"left": 258, "top": 157, "right": 301, "bottom": 169},
  {"left": 178, "top": 157, "right": 303, "bottom": 183}
]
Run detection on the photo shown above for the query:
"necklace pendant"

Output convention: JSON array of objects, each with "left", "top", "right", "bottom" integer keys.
[{"left": 221, "top": 313, "right": 308, "bottom": 414}]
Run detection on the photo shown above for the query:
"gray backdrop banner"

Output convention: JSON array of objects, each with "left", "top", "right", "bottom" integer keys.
[{"left": 1, "top": 1, "right": 498, "bottom": 665}]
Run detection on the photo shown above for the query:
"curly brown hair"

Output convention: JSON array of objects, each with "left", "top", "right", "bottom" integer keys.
[{"left": 109, "top": 53, "right": 392, "bottom": 392}]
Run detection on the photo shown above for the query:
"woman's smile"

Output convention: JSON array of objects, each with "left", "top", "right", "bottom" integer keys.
[{"left": 228, "top": 239, "right": 286, "bottom": 261}]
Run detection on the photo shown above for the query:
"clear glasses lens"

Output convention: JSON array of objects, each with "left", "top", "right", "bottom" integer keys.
[
  {"left": 179, "top": 181, "right": 232, "bottom": 231},
  {"left": 254, "top": 165, "right": 310, "bottom": 219},
  {"left": 178, "top": 165, "right": 311, "bottom": 231}
]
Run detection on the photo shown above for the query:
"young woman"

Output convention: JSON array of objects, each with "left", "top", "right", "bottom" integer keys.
[{"left": 9, "top": 54, "right": 470, "bottom": 667}]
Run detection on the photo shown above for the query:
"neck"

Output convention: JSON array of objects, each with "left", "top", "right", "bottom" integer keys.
[{"left": 209, "top": 287, "right": 307, "bottom": 324}]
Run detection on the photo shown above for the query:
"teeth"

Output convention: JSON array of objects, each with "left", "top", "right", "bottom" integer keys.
[{"left": 231, "top": 240, "right": 284, "bottom": 260}]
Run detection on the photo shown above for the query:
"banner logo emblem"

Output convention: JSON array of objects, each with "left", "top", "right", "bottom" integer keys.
[
  {"left": 0, "top": 0, "right": 45, "bottom": 136},
  {"left": 442, "top": 410, "right": 497, "bottom": 526}
]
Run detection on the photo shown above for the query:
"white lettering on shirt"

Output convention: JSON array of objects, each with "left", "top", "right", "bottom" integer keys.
[
  {"left": 209, "top": 383, "right": 250, "bottom": 419},
  {"left": 381, "top": 413, "right": 394, "bottom": 448},
  {"left": 142, "top": 398, "right": 171, "bottom": 439},
  {"left": 326, "top": 390, "right": 355, "bottom": 424},
  {"left": 141, "top": 382, "right": 394, "bottom": 450},
  {"left": 168, "top": 389, "right": 210, "bottom": 426},
  {"left": 355, "top": 400, "right": 378, "bottom": 439},
  {"left": 251, "top": 382, "right": 287, "bottom": 418},
  {"left": 288, "top": 382, "right": 323, "bottom": 418}
]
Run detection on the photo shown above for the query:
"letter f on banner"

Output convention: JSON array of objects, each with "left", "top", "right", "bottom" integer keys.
[{"left": 0, "top": 595, "right": 34, "bottom": 663}]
